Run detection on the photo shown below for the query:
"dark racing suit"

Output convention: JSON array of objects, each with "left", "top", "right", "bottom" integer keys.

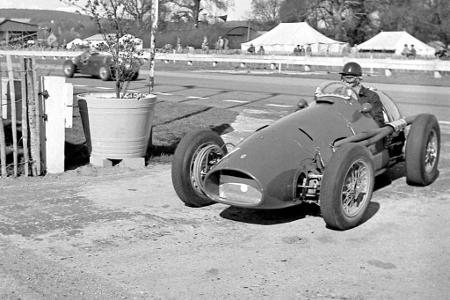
[{"left": 358, "top": 86, "right": 385, "bottom": 127}]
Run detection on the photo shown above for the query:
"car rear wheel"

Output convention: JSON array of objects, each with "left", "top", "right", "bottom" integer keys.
[
  {"left": 405, "top": 114, "right": 440, "bottom": 186},
  {"left": 171, "top": 129, "right": 227, "bottom": 207},
  {"left": 320, "top": 144, "right": 374, "bottom": 230},
  {"left": 98, "top": 66, "right": 111, "bottom": 81},
  {"left": 63, "top": 60, "right": 75, "bottom": 78}
]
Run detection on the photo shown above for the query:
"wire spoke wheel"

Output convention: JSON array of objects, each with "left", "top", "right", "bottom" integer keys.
[
  {"left": 320, "top": 144, "right": 374, "bottom": 230},
  {"left": 64, "top": 65, "right": 72, "bottom": 74},
  {"left": 341, "top": 160, "right": 371, "bottom": 217},
  {"left": 99, "top": 66, "right": 110, "bottom": 80},
  {"left": 171, "top": 129, "right": 228, "bottom": 207},
  {"left": 424, "top": 129, "right": 438, "bottom": 173},
  {"left": 190, "top": 143, "right": 224, "bottom": 196}
]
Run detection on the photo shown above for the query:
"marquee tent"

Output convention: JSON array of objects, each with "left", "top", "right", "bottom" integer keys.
[
  {"left": 357, "top": 31, "right": 435, "bottom": 56},
  {"left": 241, "top": 22, "right": 345, "bottom": 54}
]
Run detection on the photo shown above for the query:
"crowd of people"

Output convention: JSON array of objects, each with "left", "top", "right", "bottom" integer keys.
[
  {"left": 246, "top": 43, "right": 265, "bottom": 55},
  {"left": 293, "top": 44, "right": 312, "bottom": 56},
  {"left": 401, "top": 44, "right": 417, "bottom": 58}
]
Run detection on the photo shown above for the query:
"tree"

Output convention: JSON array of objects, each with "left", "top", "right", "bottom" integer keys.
[
  {"left": 279, "top": 0, "right": 309, "bottom": 23},
  {"left": 422, "top": 0, "right": 450, "bottom": 46},
  {"left": 123, "top": 0, "right": 153, "bottom": 30},
  {"left": 250, "top": 0, "right": 282, "bottom": 25},
  {"left": 66, "top": 0, "right": 147, "bottom": 97},
  {"left": 380, "top": 0, "right": 450, "bottom": 46},
  {"left": 165, "top": 0, "right": 231, "bottom": 27},
  {"left": 278, "top": 0, "right": 388, "bottom": 44}
]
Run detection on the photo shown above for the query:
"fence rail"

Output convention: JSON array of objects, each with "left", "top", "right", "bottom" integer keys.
[{"left": 0, "top": 50, "right": 449, "bottom": 74}]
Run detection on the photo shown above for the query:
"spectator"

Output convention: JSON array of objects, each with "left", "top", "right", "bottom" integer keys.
[
  {"left": 215, "top": 36, "right": 224, "bottom": 51},
  {"left": 300, "top": 45, "right": 305, "bottom": 56},
  {"left": 223, "top": 37, "right": 229, "bottom": 50},
  {"left": 306, "top": 44, "right": 312, "bottom": 56},
  {"left": 350, "top": 45, "right": 358, "bottom": 57},
  {"left": 247, "top": 43, "right": 255, "bottom": 54},
  {"left": 342, "top": 43, "right": 351, "bottom": 56},
  {"left": 401, "top": 44, "right": 410, "bottom": 57},
  {"left": 201, "top": 36, "right": 209, "bottom": 53},
  {"left": 257, "top": 46, "right": 265, "bottom": 55},
  {"left": 293, "top": 45, "right": 301, "bottom": 55},
  {"left": 409, "top": 44, "right": 417, "bottom": 58},
  {"left": 176, "top": 36, "right": 182, "bottom": 53},
  {"left": 435, "top": 48, "right": 448, "bottom": 59}
]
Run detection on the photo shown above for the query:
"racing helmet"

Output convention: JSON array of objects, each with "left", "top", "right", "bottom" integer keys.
[{"left": 340, "top": 62, "right": 362, "bottom": 77}]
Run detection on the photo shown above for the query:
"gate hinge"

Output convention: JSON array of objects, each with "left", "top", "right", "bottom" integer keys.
[{"left": 39, "top": 90, "right": 49, "bottom": 99}]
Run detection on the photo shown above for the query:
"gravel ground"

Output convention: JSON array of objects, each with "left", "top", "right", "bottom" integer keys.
[{"left": 0, "top": 115, "right": 449, "bottom": 299}]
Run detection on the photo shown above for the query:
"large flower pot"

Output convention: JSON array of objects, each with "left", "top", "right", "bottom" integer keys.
[{"left": 77, "top": 93, "right": 157, "bottom": 160}]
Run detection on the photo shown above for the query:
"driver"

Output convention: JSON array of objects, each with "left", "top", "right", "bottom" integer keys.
[{"left": 340, "top": 62, "right": 385, "bottom": 127}]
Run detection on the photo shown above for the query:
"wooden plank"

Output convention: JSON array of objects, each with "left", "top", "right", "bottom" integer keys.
[
  {"left": 32, "top": 58, "right": 42, "bottom": 175},
  {"left": 6, "top": 55, "right": 18, "bottom": 177},
  {"left": 1, "top": 78, "right": 7, "bottom": 119},
  {"left": 26, "top": 58, "right": 37, "bottom": 176},
  {"left": 21, "top": 58, "right": 29, "bottom": 176},
  {"left": 0, "top": 64, "right": 7, "bottom": 177}
]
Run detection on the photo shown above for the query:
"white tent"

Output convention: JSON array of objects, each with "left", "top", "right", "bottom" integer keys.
[
  {"left": 241, "top": 22, "right": 345, "bottom": 54},
  {"left": 357, "top": 31, "right": 435, "bottom": 57},
  {"left": 82, "top": 34, "right": 143, "bottom": 51}
]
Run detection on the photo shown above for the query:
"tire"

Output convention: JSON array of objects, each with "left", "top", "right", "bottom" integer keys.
[
  {"left": 405, "top": 114, "right": 440, "bottom": 186},
  {"left": 98, "top": 66, "right": 111, "bottom": 81},
  {"left": 171, "top": 129, "right": 227, "bottom": 207},
  {"left": 131, "top": 71, "right": 139, "bottom": 81},
  {"left": 63, "top": 60, "right": 75, "bottom": 78},
  {"left": 320, "top": 144, "right": 375, "bottom": 230}
]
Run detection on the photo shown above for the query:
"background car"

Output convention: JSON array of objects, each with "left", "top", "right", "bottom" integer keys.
[{"left": 63, "top": 50, "right": 140, "bottom": 81}]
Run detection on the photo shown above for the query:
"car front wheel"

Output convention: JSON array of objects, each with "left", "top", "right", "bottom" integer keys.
[
  {"left": 171, "top": 129, "right": 227, "bottom": 207},
  {"left": 320, "top": 144, "right": 375, "bottom": 230}
]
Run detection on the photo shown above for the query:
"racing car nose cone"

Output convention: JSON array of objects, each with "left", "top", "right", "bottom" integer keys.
[{"left": 204, "top": 169, "right": 262, "bottom": 207}]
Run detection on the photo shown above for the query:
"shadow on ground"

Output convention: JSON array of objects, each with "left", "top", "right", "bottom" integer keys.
[
  {"left": 219, "top": 166, "right": 406, "bottom": 228},
  {"left": 64, "top": 122, "right": 233, "bottom": 170}
]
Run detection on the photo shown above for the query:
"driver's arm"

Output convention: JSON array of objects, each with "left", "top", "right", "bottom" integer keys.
[{"left": 368, "top": 92, "right": 385, "bottom": 127}]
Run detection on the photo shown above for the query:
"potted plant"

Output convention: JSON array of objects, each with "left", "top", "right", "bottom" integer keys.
[{"left": 68, "top": 0, "right": 159, "bottom": 166}]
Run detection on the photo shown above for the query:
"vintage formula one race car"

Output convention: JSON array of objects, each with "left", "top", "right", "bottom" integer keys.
[
  {"left": 171, "top": 81, "right": 440, "bottom": 230},
  {"left": 63, "top": 50, "right": 140, "bottom": 81}
]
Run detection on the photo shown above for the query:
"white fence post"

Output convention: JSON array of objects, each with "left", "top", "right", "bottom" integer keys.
[{"left": 42, "top": 76, "right": 73, "bottom": 174}]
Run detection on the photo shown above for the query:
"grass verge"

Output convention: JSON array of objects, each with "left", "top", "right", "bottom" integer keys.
[{"left": 64, "top": 99, "right": 238, "bottom": 170}]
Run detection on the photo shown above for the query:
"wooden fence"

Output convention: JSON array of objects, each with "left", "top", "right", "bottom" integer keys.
[{"left": 0, "top": 55, "right": 45, "bottom": 177}]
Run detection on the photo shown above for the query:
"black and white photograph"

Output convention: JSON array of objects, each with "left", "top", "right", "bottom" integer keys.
[{"left": 0, "top": 0, "right": 448, "bottom": 299}]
